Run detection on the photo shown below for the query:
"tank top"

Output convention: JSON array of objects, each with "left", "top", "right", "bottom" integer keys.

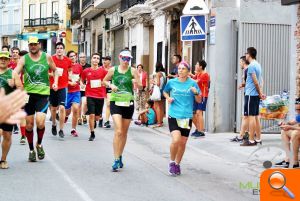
[
  {"left": 110, "top": 66, "right": 134, "bottom": 102},
  {"left": 0, "top": 68, "right": 14, "bottom": 95},
  {"left": 24, "top": 52, "right": 50, "bottom": 95}
]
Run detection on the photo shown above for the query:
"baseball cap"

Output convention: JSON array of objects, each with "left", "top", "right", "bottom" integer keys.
[
  {"left": 28, "top": 36, "right": 39, "bottom": 44},
  {"left": 119, "top": 50, "right": 133, "bottom": 58},
  {"left": 0, "top": 51, "right": 10, "bottom": 59},
  {"left": 102, "top": 56, "right": 111, "bottom": 60}
]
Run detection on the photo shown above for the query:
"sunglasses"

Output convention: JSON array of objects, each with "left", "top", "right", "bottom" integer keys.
[{"left": 121, "top": 56, "right": 131, "bottom": 62}]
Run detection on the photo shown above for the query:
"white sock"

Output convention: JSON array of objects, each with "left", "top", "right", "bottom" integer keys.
[
  {"left": 170, "top": 160, "right": 175, "bottom": 164},
  {"left": 256, "top": 139, "right": 261, "bottom": 142},
  {"left": 249, "top": 140, "right": 255, "bottom": 143}
]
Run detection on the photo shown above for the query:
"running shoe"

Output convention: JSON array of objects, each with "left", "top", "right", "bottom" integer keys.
[
  {"left": 103, "top": 121, "right": 111, "bottom": 129},
  {"left": 275, "top": 160, "right": 289, "bottom": 168},
  {"left": 112, "top": 159, "right": 121, "bottom": 172},
  {"left": 190, "top": 130, "right": 197, "bottom": 137},
  {"left": 243, "top": 132, "right": 249, "bottom": 141},
  {"left": 98, "top": 119, "right": 103, "bottom": 128},
  {"left": 82, "top": 115, "right": 87, "bottom": 124},
  {"left": 28, "top": 150, "right": 37, "bottom": 162},
  {"left": 240, "top": 140, "right": 257, "bottom": 146},
  {"left": 20, "top": 136, "right": 26, "bottom": 145},
  {"left": 119, "top": 155, "right": 124, "bottom": 168},
  {"left": 134, "top": 121, "right": 142, "bottom": 126},
  {"left": 78, "top": 118, "right": 82, "bottom": 125},
  {"left": 59, "top": 130, "right": 65, "bottom": 139},
  {"left": 168, "top": 162, "right": 176, "bottom": 176},
  {"left": 293, "top": 163, "right": 299, "bottom": 168},
  {"left": 13, "top": 125, "right": 19, "bottom": 134},
  {"left": 71, "top": 130, "right": 79, "bottom": 137},
  {"left": 193, "top": 131, "right": 205, "bottom": 138},
  {"left": 36, "top": 145, "right": 45, "bottom": 160},
  {"left": 255, "top": 140, "right": 262, "bottom": 145},
  {"left": 0, "top": 161, "right": 8, "bottom": 169},
  {"left": 175, "top": 164, "right": 181, "bottom": 175},
  {"left": 52, "top": 125, "right": 57, "bottom": 136},
  {"left": 230, "top": 136, "right": 243, "bottom": 142},
  {"left": 88, "top": 135, "right": 95, "bottom": 141}
]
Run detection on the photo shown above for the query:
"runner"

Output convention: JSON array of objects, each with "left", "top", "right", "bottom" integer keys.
[
  {"left": 81, "top": 53, "right": 107, "bottom": 141},
  {"left": 78, "top": 52, "right": 90, "bottom": 125},
  {"left": 50, "top": 42, "right": 72, "bottom": 139},
  {"left": 103, "top": 49, "right": 141, "bottom": 172},
  {"left": 14, "top": 36, "right": 58, "bottom": 162},
  {"left": 101, "top": 56, "right": 112, "bottom": 128},
  {"left": 66, "top": 51, "right": 83, "bottom": 137},
  {"left": 0, "top": 51, "right": 23, "bottom": 168},
  {"left": 163, "top": 61, "right": 201, "bottom": 176}
]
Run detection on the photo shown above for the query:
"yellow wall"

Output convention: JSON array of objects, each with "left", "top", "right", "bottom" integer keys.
[{"left": 65, "top": 7, "right": 78, "bottom": 53}]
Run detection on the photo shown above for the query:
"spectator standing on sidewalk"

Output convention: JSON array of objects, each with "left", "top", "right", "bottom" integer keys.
[
  {"left": 135, "top": 64, "right": 148, "bottom": 112},
  {"left": 240, "top": 47, "right": 265, "bottom": 146},
  {"left": 191, "top": 60, "right": 210, "bottom": 137},
  {"left": 163, "top": 61, "right": 201, "bottom": 176},
  {"left": 152, "top": 62, "right": 166, "bottom": 127},
  {"left": 168, "top": 55, "right": 181, "bottom": 79}
]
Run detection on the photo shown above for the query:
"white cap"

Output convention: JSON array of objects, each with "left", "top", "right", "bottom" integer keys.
[{"left": 119, "top": 50, "right": 133, "bottom": 58}]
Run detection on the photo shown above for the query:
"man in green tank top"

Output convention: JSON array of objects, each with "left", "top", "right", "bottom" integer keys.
[
  {"left": 14, "top": 36, "right": 58, "bottom": 162},
  {"left": 0, "top": 51, "right": 23, "bottom": 169},
  {"left": 104, "top": 49, "right": 142, "bottom": 172}
]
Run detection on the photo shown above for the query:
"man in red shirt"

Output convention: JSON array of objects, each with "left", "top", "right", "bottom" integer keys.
[
  {"left": 8, "top": 47, "right": 20, "bottom": 70},
  {"left": 66, "top": 51, "right": 83, "bottom": 137},
  {"left": 192, "top": 60, "right": 210, "bottom": 137},
  {"left": 81, "top": 53, "right": 107, "bottom": 141},
  {"left": 50, "top": 42, "right": 72, "bottom": 139}
]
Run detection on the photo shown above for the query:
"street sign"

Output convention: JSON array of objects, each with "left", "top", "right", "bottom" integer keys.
[
  {"left": 61, "top": 31, "right": 66, "bottom": 38},
  {"left": 180, "top": 15, "right": 206, "bottom": 41},
  {"left": 182, "top": 0, "right": 209, "bottom": 15}
]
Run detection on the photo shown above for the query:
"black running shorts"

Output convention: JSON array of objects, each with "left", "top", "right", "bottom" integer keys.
[
  {"left": 168, "top": 117, "right": 192, "bottom": 138},
  {"left": 0, "top": 124, "right": 13, "bottom": 132},
  {"left": 244, "top": 95, "right": 260, "bottom": 116},
  {"left": 49, "top": 88, "right": 67, "bottom": 107},
  {"left": 25, "top": 93, "right": 49, "bottom": 116},
  {"left": 110, "top": 101, "right": 134, "bottom": 120},
  {"left": 87, "top": 97, "right": 104, "bottom": 116}
]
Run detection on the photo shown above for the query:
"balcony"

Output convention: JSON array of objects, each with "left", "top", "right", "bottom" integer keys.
[
  {"left": 81, "top": 0, "right": 103, "bottom": 20},
  {"left": 0, "top": 24, "right": 20, "bottom": 36},
  {"left": 120, "top": 0, "right": 146, "bottom": 12},
  {"left": 94, "top": 0, "right": 121, "bottom": 9},
  {"left": 24, "top": 17, "right": 59, "bottom": 27},
  {"left": 71, "top": 0, "right": 81, "bottom": 20}
]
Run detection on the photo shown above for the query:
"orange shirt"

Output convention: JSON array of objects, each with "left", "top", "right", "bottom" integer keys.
[{"left": 194, "top": 72, "right": 210, "bottom": 97}]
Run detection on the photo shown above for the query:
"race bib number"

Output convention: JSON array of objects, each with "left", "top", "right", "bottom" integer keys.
[
  {"left": 71, "top": 74, "right": 80, "bottom": 83},
  {"left": 90, "top": 80, "right": 101, "bottom": 88},
  {"left": 25, "top": 95, "right": 30, "bottom": 104},
  {"left": 176, "top": 118, "right": 191, "bottom": 129},
  {"left": 115, "top": 101, "right": 130, "bottom": 107},
  {"left": 56, "top": 67, "right": 64, "bottom": 77}
]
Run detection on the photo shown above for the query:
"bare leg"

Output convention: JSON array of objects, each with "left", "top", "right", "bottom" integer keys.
[
  {"left": 58, "top": 105, "right": 66, "bottom": 130},
  {"left": 255, "top": 116, "right": 261, "bottom": 140},
  {"left": 119, "top": 119, "right": 131, "bottom": 156},
  {"left": 197, "top": 110, "right": 204, "bottom": 131},
  {"left": 291, "top": 131, "right": 300, "bottom": 165},
  {"left": 239, "top": 116, "right": 249, "bottom": 138},
  {"left": 170, "top": 131, "right": 181, "bottom": 161},
  {"left": 175, "top": 136, "right": 188, "bottom": 164},
  {"left": 248, "top": 116, "right": 256, "bottom": 141},
  {"left": 50, "top": 106, "right": 57, "bottom": 126},
  {"left": 112, "top": 114, "right": 123, "bottom": 158},
  {"left": 89, "top": 114, "right": 95, "bottom": 132},
  {"left": 281, "top": 130, "right": 291, "bottom": 162},
  {"left": 105, "top": 94, "right": 111, "bottom": 122},
  {"left": 71, "top": 104, "right": 80, "bottom": 130},
  {"left": 1, "top": 131, "right": 12, "bottom": 161}
]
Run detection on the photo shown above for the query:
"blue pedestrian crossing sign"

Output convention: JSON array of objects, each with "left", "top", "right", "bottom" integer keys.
[{"left": 180, "top": 15, "right": 206, "bottom": 41}]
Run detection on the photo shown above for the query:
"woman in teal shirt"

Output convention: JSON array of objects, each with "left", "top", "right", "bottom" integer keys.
[
  {"left": 163, "top": 61, "right": 202, "bottom": 176},
  {"left": 103, "top": 49, "right": 142, "bottom": 172}
]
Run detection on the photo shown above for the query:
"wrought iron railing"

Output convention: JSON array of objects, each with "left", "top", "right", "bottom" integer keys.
[
  {"left": 24, "top": 17, "right": 59, "bottom": 27},
  {"left": 121, "top": 0, "right": 146, "bottom": 12}
]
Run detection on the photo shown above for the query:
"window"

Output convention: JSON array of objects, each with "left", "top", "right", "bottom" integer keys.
[
  {"left": 72, "top": 27, "right": 79, "bottom": 44},
  {"left": 98, "top": 35, "right": 103, "bottom": 59},
  {"left": 52, "top": 1, "right": 59, "bottom": 17},
  {"left": 29, "top": 4, "right": 35, "bottom": 19},
  {"left": 131, "top": 46, "right": 136, "bottom": 66},
  {"left": 13, "top": 40, "right": 18, "bottom": 48},
  {"left": 13, "top": 10, "right": 20, "bottom": 25},
  {"left": 157, "top": 42, "right": 163, "bottom": 64},
  {"left": 40, "top": 3, "right": 46, "bottom": 18},
  {"left": 2, "top": 11, "right": 8, "bottom": 25}
]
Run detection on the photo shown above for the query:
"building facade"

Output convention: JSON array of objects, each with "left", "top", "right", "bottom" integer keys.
[{"left": 0, "top": 0, "right": 22, "bottom": 49}]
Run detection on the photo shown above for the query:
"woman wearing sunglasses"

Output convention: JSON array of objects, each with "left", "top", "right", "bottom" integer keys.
[
  {"left": 103, "top": 49, "right": 142, "bottom": 172},
  {"left": 163, "top": 61, "right": 202, "bottom": 176}
]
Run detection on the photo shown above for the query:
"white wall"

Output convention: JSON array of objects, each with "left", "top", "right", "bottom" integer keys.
[{"left": 153, "top": 14, "right": 166, "bottom": 71}]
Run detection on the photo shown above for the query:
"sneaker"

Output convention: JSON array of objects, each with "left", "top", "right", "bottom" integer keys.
[
  {"left": 112, "top": 159, "right": 120, "bottom": 172},
  {"left": 78, "top": 118, "right": 82, "bottom": 125},
  {"left": 98, "top": 119, "right": 103, "bottom": 128},
  {"left": 255, "top": 140, "right": 262, "bottom": 145},
  {"left": 56, "top": 113, "right": 59, "bottom": 121},
  {"left": 36, "top": 145, "right": 45, "bottom": 160},
  {"left": 275, "top": 160, "right": 290, "bottom": 168},
  {"left": 134, "top": 121, "right": 142, "bottom": 126},
  {"left": 13, "top": 125, "right": 19, "bottom": 134},
  {"left": 240, "top": 140, "right": 257, "bottom": 146},
  {"left": 293, "top": 163, "right": 300, "bottom": 168},
  {"left": 103, "top": 121, "right": 111, "bottom": 129},
  {"left": 58, "top": 130, "right": 64, "bottom": 139},
  {"left": 230, "top": 136, "right": 243, "bottom": 142},
  {"left": 168, "top": 162, "right": 176, "bottom": 176},
  {"left": 190, "top": 130, "right": 197, "bottom": 137},
  {"left": 20, "top": 136, "right": 26, "bottom": 145},
  {"left": 82, "top": 115, "right": 87, "bottom": 124},
  {"left": 71, "top": 130, "right": 78, "bottom": 137},
  {"left": 175, "top": 164, "right": 181, "bottom": 175},
  {"left": 88, "top": 135, "right": 95, "bottom": 141},
  {"left": 28, "top": 150, "right": 37, "bottom": 162},
  {"left": 193, "top": 131, "right": 205, "bottom": 138},
  {"left": 243, "top": 132, "right": 249, "bottom": 141},
  {"left": 52, "top": 125, "right": 57, "bottom": 136},
  {"left": 119, "top": 155, "right": 124, "bottom": 168},
  {"left": 0, "top": 161, "right": 8, "bottom": 169}
]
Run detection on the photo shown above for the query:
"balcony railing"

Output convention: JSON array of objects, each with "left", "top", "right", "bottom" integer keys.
[
  {"left": 24, "top": 17, "right": 59, "bottom": 27},
  {"left": 71, "top": 0, "right": 81, "bottom": 20},
  {"left": 82, "top": 0, "right": 94, "bottom": 11},
  {"left": 0, "top": 24, "right": 20, "bottom": 36},
  {"left": 121, "top": 0, "right": 146, "bottom": 12}
]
